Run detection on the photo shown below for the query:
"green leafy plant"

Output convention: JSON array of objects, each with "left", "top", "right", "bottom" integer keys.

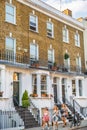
[
  {"left": 64, "top": 53, "right": 69, "bottom": 59},
  {"left": 53, "top": 62, "right": 57, "bottom": 66},
  {"left": 22, "top": 90, "right": 30, "bottom": 108}
]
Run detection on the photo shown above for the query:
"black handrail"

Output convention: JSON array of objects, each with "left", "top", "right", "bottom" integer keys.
[
  {"left": 70, "top": 96, "right": 87, "bottom": 118},
  {"left": 13, "top": 96, "right": 19, "bottom": 106},
  {"left": 29, "top": 97, "right": 40, "bottom": 124},
  {"left": 0, "top": 49, "right": 85, "bottom": 74}
]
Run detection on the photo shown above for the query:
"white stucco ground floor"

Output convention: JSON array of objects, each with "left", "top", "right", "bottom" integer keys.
[{"left": 0, "top": 64, "right": 87, "bottom": 118}]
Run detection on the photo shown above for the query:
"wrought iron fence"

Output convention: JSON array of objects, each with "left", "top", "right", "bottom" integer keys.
[
  {"left": 0, "top": 110, "right": 24, "bottom": 130},
  {"left": 0, "top": 49, "right": 85, "bottom": 74}
]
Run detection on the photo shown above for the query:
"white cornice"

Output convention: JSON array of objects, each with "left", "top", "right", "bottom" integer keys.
[{"left": 17, "top": 0, "right": 84, "bottom": 31}]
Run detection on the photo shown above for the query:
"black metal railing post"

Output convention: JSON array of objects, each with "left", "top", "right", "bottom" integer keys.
[{"left": 73, "top": 98, "right": 75, "bottom": 126}]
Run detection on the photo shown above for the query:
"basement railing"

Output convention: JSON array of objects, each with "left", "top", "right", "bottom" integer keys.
[{"left": 0, "top": 110, "right": 24, "bottom": 130}]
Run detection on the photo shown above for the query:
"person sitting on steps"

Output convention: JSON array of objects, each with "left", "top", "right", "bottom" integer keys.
[{"left": 61, "top": 104, "right": 68, "bottom": 127}]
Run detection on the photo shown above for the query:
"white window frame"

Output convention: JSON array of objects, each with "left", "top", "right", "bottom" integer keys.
[
  {"left": 72, "top": 80, "right": 76, "bottom": 96},
  {"left": 32, "top": 74, "right": 37, "bottom": 94},
  {"left": 30, "top": 43, "right": 39, "bottom": 61},
  {"left": 64, "top": 58, "right": 70, "bottom": 71},
  {"left": 41, "top": 75, "right": 47, "bottom": 95},
  {"left": 75, "top": 32, "right": 80, "bottom": 47},
  {"left": 5, "top": 37, "right": 16, "bottom": 62},
  {"left": 5, "top": 3, "right": 16, "bottom": 24},
  {"left": 48, "top": 49, "right": 54, "bottom": 64},
  {"left": 76, "top": 56, "right": 81, "bottom": 72},
  {"left": 29, "top": 15, "right": 38, "bottom": 32},
  {"left": 47, "top": 22, "right": 54, "bottom": 38},
  {"left": 63, "top": 27, "right": 69, "bottom": 43}
]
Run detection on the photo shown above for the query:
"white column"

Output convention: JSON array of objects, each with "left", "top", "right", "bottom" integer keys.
[
  {"left": 58, "top": 77, "right": 62, "bottom": 103},
  {"left": 47, "top": 75, "right": 51, "bottom": 95},
  {"left": 29, "top": 74, "right": 32, "bottom": 93},
  {"left": 37, "top": 74, "right": 41, "bottom": 97},
  {"left": 76, "top": 79, "right": 79, "bottom": 97},
  {"left": 1, "top": 69, "right": 6, "bottom": 97},
  {"left": 82, "top": 79, "right": 85, "bottom": 97}
]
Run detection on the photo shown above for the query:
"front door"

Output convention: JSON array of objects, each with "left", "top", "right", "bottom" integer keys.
[
  {"left": 13, "top": 82, "right": 19, "bottom": 106},
  {"left": 53, "top": 85, "right": 57, "bottom": 103},
  {"left": 13, "top": 73, "right": 19, "bottom": 106},
  {"left": 62, "top": 84, "right": 65, "bottom": 103}
]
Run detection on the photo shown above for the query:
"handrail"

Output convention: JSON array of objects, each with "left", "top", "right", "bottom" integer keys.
[
  {"left": 29, "top": 97, "right": 40, "bottom": 125},
  {"left": 13, "top": 96, "right": 19, "bottom": 106},
  {"left": 74, "top": 99, "right": 87, "bottom": 117},
  {"left": 57, "top": 98, "right": 62, "bottom": 105},
  {"left": 70, "top": 96, "right": 87, "bottom": 118}
]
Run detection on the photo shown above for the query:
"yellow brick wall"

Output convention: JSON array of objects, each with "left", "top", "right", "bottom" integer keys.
[{"left": 0, "top": 0, "right": 85, "bottom": 69}]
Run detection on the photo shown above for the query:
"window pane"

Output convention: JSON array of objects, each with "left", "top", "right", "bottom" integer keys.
[
  {"left": 6, "top": 14, "right": 14, "bottom": 23},
  {"left": 5, "top": 37, "right": 15, "bottom": 61},
  {"left": 75, "top": 33, "right": 80, "bottom": 46},
  {"left": 32, "top": 74, "right": 37, "bottom": 94},
  {"left": 30, "top": 15, "right": 36, "bottom": 22},
  {"left": 47, "top": 22, "right": 53, "bottom": 37},
  {"left": 6, "top": 5, "right": 14, "bottom": 15},
  {"left": 63, "top": 28, "right": 69, "bottom": 42},
  {"left": 72, "top": 80, "right": 76, "bottom": 96},
  {"left": 30, "top": 44, "right": 37, "bottom": 60},
  {"left": 6, "top": 37, "right": 14, "bottom": 50},
  {"left": 41, "top": 75, "right": 47, "bottom": 95},
  {"left": 47, "top": 23, "right": 52, "bottom": 29},
  {"left": 30, "top": 15, "right": 37, "bottom": 31},
  {"left": 6, "top": 4, "right": 15, "bottom": 23},
  {"left": 48, "top": 49, "right": 53, "bottom": 62}
]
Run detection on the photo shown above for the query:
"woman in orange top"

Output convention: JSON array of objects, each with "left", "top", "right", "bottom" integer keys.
[{"left": 61, "top": 104, "right": 68, "bottom": 127}]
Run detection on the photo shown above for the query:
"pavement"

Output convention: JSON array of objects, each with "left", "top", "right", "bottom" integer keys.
[{"left": 26, "top": 120, "right": 87, "bottom": 130}]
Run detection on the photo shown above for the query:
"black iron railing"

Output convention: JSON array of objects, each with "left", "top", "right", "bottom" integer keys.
[
  {"left": 0, "top": 49, "right": 85, "bottom": 74},
  {"left": 70, "top": 97, "right": 87, "bottom": 118},
  {"left": 0, "top": 110, "right": 24, "bottom": 129},
  {"left": 29, "top": 97, "right": 40, "bottom": 125}
]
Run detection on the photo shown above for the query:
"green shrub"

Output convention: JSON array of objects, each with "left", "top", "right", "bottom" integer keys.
[
  {"left": 64, "top": 53, "right": 69, "bottom": 59},
  {"left": 22, "top": 90, "right": 30, "bottom": 108}
]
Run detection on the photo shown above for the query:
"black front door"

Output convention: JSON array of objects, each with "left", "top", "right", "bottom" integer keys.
[
  {"left": 53, "top": 85, "right": 57, "bottom": 103},
  {"left": 62, "top": 85, "right": 65, "bottom": 103},
  {"left": 13, "top": 82, "right": 19, "bottom": 106}
]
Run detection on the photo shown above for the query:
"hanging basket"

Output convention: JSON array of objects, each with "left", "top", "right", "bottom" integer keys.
[{"left": 64, "top": 53, "right": 69, "bottom": 59}]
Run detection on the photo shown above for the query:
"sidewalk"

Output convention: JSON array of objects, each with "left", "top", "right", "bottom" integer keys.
[{"left": 26, "top": 120, "right": 87, "bottom": 130}]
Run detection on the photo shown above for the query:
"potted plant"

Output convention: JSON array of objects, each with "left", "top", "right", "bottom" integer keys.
[
  {"left": 64, "top": 53, "right": 69, "bottom": 60},
  {"left": 30, "top": 93, "right": 38, "bottom": 97},
  {"left": 22, "top": 90, "right": 30, "bottom": 108},
  {"left": 41, "top": 93, "right": 48, "bottom": 97},
  {"left": 35, "top": 60, "right": 39, "bottom": 68},
  {"left": 31, "top": 60, "right": 39, "bottom": 68},
  {"left": 52, "top": 62, "right": 57, "bottom": 70}
]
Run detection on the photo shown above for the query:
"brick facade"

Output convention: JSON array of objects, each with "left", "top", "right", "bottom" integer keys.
[{"left": 0, "top": 0, "right": 85, "bottom": 70}]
